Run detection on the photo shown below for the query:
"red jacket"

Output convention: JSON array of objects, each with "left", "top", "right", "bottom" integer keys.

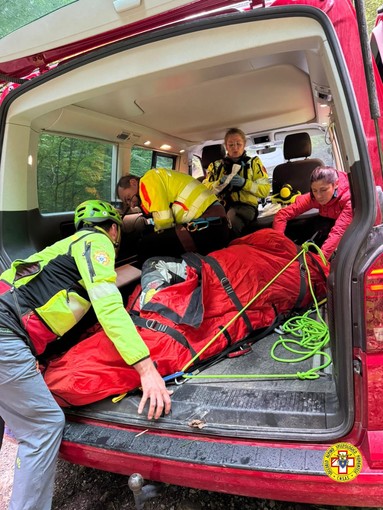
[{"left": 273, "top": 171, "right": 352, "bottom": 259}]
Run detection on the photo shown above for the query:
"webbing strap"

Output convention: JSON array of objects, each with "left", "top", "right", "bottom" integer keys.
[
  {"left": 306, "top": 251, "right": 328, "bottom": 282},
  {"left": 189, "top": 316, "right": 282, "bottom": 375},
  {"left": 129, "top": 313, "right": 198, "bottom": 358},
  {"left": 202, "top": 255, "right": 254, "bottom": 334},
  {"left": 181, "top": 252, "right": 203, "bottom": 272},
  {"left": 175, "top": 225, "right": 196, "bottom": 252},
  {"left": 294, "top": 251, "right": 307, "bottom": 312}
]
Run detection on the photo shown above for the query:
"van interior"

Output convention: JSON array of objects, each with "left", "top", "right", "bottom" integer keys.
[{"left": 0, "top": 8, "right": 362, "bottom": 442}]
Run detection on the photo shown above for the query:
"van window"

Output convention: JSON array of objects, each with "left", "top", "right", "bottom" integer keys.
[
  {"left": 1, "top": 0, "right": 76, "bottom": 39},
  {"left": 246, "top": 146, "right": 284, "bottom": 180},
  {"left": 37, "top": 133, "right": 114, "bottom": 213},
  {"left": 310, "top": 132, "right": 334, "bottom": 166},
  {"left": 130, "top": 146, "right": 175, "bottom": 177},
  {"left": 371, "top": 31, "right": 383, "bottom": 83},
  {"left": 246, "top": 131, "right": 334, "bottom": 184},
  {"left": 191, "top": 155, "right": 204, "bottom": 179}
]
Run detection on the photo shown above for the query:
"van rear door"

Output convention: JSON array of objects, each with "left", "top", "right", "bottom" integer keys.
[{"left": 0, "top": 0, "right": 250, "bottom": 82}]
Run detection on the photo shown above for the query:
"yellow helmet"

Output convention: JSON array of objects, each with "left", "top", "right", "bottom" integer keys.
[{"left": 271, "top": 184, "right": 301, "bottom": 204}]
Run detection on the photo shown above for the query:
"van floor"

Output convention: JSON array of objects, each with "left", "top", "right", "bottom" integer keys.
[{"left": 64, "top": 322, "right": 339, "bottom": 440}]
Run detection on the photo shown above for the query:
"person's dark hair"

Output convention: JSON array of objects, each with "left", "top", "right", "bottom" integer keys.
[
  {"left": 96, "top": 220, "right": 115, "bottom": 232},
  {"left": 310, "top": 166, "right": 338, "bottom": 185},
  {"left": 115, "top": 174, "right": 140, "bottom": 198},
  {"left": 224, "top": 128, "right": 246, "bottom": 145}
]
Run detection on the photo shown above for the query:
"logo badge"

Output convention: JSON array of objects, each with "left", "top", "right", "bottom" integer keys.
[
  {"left": 94, "top": 251, "right": 110, "bottom": 266},
  {"left": 323, "top": 442, "right": 362, "bottom": 482}
]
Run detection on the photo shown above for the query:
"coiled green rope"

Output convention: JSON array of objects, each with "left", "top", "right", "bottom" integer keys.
[{"left": 180, "top": 241, "right": 331, "bottom": 382}]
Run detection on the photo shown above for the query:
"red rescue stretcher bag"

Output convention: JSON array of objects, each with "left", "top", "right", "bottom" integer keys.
[{"left": 44, "top": 229, "right": 329, "bottom": 407}]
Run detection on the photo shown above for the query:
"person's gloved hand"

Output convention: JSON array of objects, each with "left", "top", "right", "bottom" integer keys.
[{"left": 230, "top": 175, "right": 245, "bottom": 188}]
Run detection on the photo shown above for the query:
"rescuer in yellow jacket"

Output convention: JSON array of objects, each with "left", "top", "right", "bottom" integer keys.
[
  {"left": 203, "top": 128, "right": 271, "bottom": 236},
  {"left": 0, "top": 200, "right": 172, "bottom": 510},
  {"left": 117, "top": 169, "right": 230, "bottom": 259}
]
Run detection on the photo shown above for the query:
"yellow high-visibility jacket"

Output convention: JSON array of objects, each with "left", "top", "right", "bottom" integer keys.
[
  {"left": 203, "top": 152, "right": 270, "bottom": 208},
  {"left": 0, "top": 228, "right": 149, "bottom": 365},
  {"left": 139, "top": 168, "right": 217, "bottom": 231}
]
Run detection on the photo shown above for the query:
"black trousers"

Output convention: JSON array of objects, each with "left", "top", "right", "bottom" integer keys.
[
  {"left": 285, "top": 215, "right": 336, "bottom": 247},
  {"left": 137, "top": 220, "right": 230, "bottom": 265}
]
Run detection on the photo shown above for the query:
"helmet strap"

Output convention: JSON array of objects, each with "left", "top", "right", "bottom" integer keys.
[
  {"left": 115, "top": 225, "right": 122, "bottom": 249},
  {"left": 93, "top": 224, "right": 120, "bottom": 248}
]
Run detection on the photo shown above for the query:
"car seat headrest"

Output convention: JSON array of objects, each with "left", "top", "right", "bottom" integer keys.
[
  {"left": 283, "top": 132, "right": 312, "bottom": 160},
  {"left": 201, "top": 144, "right": 226, "bottom": 169}
]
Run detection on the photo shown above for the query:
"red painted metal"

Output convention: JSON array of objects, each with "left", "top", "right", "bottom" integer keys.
[
  {"left": 59, "top": 435, "right": 383, "bottom": 506},
  {"left": 51, "top": 1, "right": 383, "bottom": 497},
  {"left": 4, "top": 0, "right": 383, "bottom": 501},
  {"left": 0, "top": 0, "right": 258, "bottom": 80}
]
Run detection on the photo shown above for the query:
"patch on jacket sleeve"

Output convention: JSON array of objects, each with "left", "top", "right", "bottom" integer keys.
[{"left": 93, "top": 251, "right": 110, "bottom": 265}]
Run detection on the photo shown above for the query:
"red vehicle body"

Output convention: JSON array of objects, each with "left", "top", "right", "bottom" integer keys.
[{"left": 2, "top": 0, "right": 383, "bottom": 506}]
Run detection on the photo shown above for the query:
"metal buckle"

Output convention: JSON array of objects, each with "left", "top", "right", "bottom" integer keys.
[
  {"left": 186, "top": 222, "right": 198, "bottom": 232},
  {"left": 186, "top": 220, "right": 209, "bottom": 232},
  {"left": 220, "top": 276, "right": 234, "bottom": 294},
  {"left": 145, "top": 319, "right": 168, "bottom": 333},
  {"left": 146, "top": 319, "right": 158, "bottom": 331}
]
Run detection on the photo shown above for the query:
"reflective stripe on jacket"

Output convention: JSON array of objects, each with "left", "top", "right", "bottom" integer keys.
[
  {"left": 0, "top": 229, "right": 149, "bottom": 364},
  {"left": 139, "top": 168, "right": 218, "bottom": 231},
  {"left": 203, "top": 152, "right": 270, "bottom": 207}
]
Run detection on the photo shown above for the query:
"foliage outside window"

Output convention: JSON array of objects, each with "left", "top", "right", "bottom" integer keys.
[
  {"left": 129, "top": 147, "right": 153, "bottom": 177},
  {"left": 130, "top": 146, "right": 175, "bottom": 177},
  {"left": 37, "top": 133, "right": 113, "bottom": 213},
  {"left": 1, "top": 0, "right": 76, "bottom": 39},
  {"left": 310, "top": 133, "right": 334, "bottom": 166}
]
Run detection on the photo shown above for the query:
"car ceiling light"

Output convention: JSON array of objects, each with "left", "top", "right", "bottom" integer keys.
[
  {"left": 113, "top": 0, "right": 141, "bottom": 14},
  {"left": 160, "top": 144, "right": 171, "bottom": 150}
]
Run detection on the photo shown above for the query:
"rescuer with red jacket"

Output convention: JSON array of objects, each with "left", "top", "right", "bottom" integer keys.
[{"left": 273, "top": 166, "right": 353, "bottom": 260}]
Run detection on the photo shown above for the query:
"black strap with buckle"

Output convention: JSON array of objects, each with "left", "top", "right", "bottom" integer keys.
[
  {"left": 201, "top": 255, "right": 253, "bottom": 334},
  {"left": 129, "top": 313, "right": 198, "bottom": 358}
]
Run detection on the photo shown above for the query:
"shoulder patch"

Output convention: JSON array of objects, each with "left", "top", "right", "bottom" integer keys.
[{"left": 93, "top": 251, "right": 110, "bottom": 266}]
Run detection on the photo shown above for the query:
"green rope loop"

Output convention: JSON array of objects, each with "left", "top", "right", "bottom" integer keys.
[{"left": 181, "top": 240, "right": 331, "bottom": 382}]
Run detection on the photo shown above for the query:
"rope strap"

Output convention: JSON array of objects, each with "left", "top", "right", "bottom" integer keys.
[{"left": 177, "top": 241, "right": 330, "bottom": 381}]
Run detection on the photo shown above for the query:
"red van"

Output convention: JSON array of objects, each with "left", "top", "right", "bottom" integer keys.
[{"left": 2, "top": 0, "right": 383, "bottom": 506}]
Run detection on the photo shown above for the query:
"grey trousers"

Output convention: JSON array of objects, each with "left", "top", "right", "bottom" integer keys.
[
  {"left": 0, "top": 334, "right": 65, "bottom": 510},
  {"left": 227, "top": 203, "right": 257, "bottom": 236}
]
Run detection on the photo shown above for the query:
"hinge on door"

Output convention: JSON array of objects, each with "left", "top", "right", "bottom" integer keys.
[{"left": 353, "top": 359, "right": 362, "bottom": 375}]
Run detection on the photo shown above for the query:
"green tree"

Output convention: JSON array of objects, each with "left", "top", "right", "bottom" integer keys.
[
  {"left": 130, "top": 147, "right": 153, "bottom": 177},
  {"left": 365, "top": 0, "right": 382, "bottom": 35},
  {"left": 0, "top": 0, "right": 75, "bottom": 39},
  {"left": 37, "top": 134, "right": 113, "bottom": 213}
]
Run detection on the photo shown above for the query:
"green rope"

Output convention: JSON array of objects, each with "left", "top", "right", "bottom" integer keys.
[
  {"left": 181, "top": 242, "right": 318, "bottom": 372},
  {"left": 181, "top": 241, "right": 331, "bottom": 382}
]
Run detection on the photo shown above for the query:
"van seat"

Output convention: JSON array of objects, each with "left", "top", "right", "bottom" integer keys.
[
  {"left": 272, "top": 132, "right": 324, "bottom": 195},
  {"left": 201, "top": 144, "right": 225, "bottom": 176}
]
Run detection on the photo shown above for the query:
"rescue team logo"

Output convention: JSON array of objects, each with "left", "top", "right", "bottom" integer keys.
[
  {"left": 94, "top": 251, "right": 110, "bottom": 265},
  {"left": 323, "top": 442, "right": 362, "bottom": 482}
]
